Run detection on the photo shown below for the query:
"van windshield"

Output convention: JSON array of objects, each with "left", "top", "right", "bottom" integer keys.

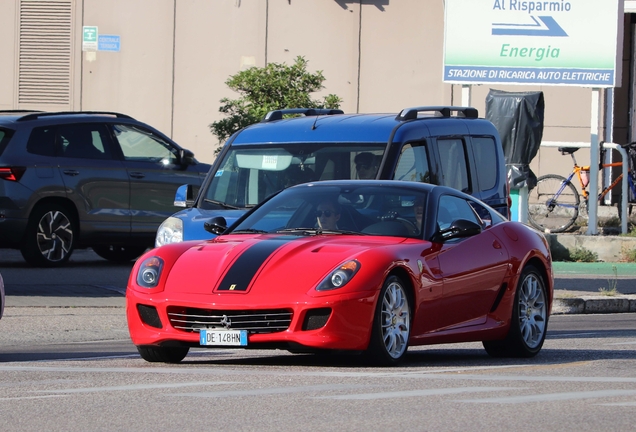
[{"left": 201, "top": 143, "right": 386, "bottom": 209}]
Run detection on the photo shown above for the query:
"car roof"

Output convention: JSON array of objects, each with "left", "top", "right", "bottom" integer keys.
[
  {"left": 231, "top": 108, "right": 485, "bottom": 145},
  {"left": 0, "top": 111, "right": 136, "bottom": 127}
]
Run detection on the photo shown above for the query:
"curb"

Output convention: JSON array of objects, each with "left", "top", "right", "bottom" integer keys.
[
  {"left": 545, "top": 233, "right": 636, "bottom": 263},
  {"left": 553, "top": 295, "right": 636, "bottom": 315}
]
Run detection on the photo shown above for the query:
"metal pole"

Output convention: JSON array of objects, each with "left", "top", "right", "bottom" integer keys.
[
  {"left": 586, "top": 88, "right": 601, "bottom": 235},
  {"left": 461, "top": 84, "right": 471, "bottom": 107}
]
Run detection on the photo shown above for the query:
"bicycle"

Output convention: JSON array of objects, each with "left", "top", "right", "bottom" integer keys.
[{"left": 527, "top": 142, "right": 636, "bottom": 233}]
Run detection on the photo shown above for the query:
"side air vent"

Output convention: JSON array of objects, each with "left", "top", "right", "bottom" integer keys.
[{"left": 18, "top": 0, "right": 72, "bottom": 105}]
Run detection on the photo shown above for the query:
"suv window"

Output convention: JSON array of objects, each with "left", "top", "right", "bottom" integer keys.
[
  {"left": 58, "top": 124, "right": 113, "bottom": 159},
  {"left": 112, "top": 124, "right": 178, "bottom": 164},
  {"left": 472, "top": 136, "right": 498, "bottom": 191},
  {"left": 27, "top": 126, "right": 57, "bottom": 156},
  {"left": 393, "top": 142, "right": 431, "bottom": 183},
  {"left": 438, "top": 138, "right": 470, "bottom": 193}
]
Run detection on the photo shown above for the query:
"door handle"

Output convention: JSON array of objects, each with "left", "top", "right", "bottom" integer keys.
[
  {"left": 63, "top": 170, "right": 80, "bottom": 176},
  {"left": 129, "top": 172, "right": 145, "bottom": 179}
]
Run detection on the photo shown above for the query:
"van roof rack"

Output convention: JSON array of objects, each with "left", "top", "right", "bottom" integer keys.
[
  {"left": 396, "top": 106, "right": 478, "bottom": 121},
  {"left": 262, "top": 108, "right": 344, "bottom": 122},
  {"left": 17, "top": 111, "right": 134, "bottom": 122}
]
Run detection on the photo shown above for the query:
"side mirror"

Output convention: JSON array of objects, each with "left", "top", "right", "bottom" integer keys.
[
  {"left": 204, "top": 216, "right": 227, "bottom": 235},
  {"left": 431, "top": 219, "right": 482, "bottom": 242},
  {"left": 174, "top": 184, "right": 195, "bottom": 208},
  {"left": 179, "top": 149, "right": 195, "bottom": 167}
]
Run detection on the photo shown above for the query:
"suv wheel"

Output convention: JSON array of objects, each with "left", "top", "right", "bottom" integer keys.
[
  {"left": 20, "top": 203, "right": 76, "bottom": 267},
  {"left": 92, "top": 245, "right": 147, "bottom": 263}
]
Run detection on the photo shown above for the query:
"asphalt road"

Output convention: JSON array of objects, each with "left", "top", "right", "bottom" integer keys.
[
  {"left": 1, "top": 248, "right": 635, "bottom": 430},
  {"left": 0, "top": 311, "right": 635, "bottom": 431}
]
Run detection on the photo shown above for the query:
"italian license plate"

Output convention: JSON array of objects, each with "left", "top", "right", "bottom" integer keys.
[{"left": 199, "top": 329, "right": 248, "bottom": 346}]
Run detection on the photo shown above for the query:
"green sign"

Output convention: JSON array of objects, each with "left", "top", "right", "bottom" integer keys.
[
  {"left": 443, "top": 0, "right": 623, "bottom": 87},
  {"left": 82, "top": 26, "right": 98, "bottom": 51}
]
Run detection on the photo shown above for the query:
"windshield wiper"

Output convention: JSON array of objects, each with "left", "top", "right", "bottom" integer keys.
[
  {"left": 276, "top": 228, "right": 361, "bottom": 235},
  {"left": 203, "top": 199, "right": 241, "bottom": 210},
  {"left": 231, "top": 228, "right": 268, "bottom": 234}
]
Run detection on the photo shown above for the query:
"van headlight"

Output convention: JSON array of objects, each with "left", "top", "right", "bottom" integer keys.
[{"left": 155, "top": 217, "right": 183, "bottom": 247}]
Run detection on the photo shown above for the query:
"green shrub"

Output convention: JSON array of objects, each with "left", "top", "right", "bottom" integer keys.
[
  {"left": 568, "top": 247, "right": 598, "bottom": 262},
  {"left": 623, "top": 248, "right": 636, "bottom": 262}
]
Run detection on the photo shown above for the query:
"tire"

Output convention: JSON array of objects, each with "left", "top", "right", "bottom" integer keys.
[
  {"left": 527, "top": 174, "right": 580, "bottom": 233},
  {"left": 364, "top": 275, "right": 411, "bottom": 366},
  {"left": 92, "top": 245, "right": 147, "bottom": 263},
  {"left": 20, "top": 203, "right": 76, "bottom": 267},
  {"left": 137, "top": 345, "right": 189, "bottom": 363},
  {"left": 483, "top": 265, "right": 548, "bottom": 358}
]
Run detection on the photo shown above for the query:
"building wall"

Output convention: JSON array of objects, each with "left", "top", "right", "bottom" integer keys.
[{"left": 0, "top": 0, "right": 630, "bottom": 183}]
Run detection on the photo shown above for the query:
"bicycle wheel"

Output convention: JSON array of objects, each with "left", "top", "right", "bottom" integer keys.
[{"left": 527, "top": 174, "right": 580, "bottom": 233}]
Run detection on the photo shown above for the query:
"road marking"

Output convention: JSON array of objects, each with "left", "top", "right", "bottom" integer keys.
[
  {"left": 0, "top": 395, "right": 68, "bottom": 401},
  {"left": 548, "top": 332, "right": 599, "bottom": 338},
  {"left": 458, "top": 389, "right": 636, "bottom": 404},
  {"left": 605, "top": 341, "right": 636, "bottom": 346},
  {"left": 313, "top": 386, "right": 519, "bottom": 400},
  {"left": 598, "top": 401, "right": 636, "bottom": 406},
  {"left": 36, "top": 381, "right": 237, "bottom": 394},
  {"left": 2, "top": 365, "right": 636, "bottom": 384},
  {"left": 169, "top": 384, "right": 369, "bottom": 398}
]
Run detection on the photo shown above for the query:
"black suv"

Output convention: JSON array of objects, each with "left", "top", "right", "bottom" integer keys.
[
  {"left": 156, "top": 106, "right": 509, "bottom": 245},
  {"left": 0, "top": 111, "right": 211, "bottom": 266}
]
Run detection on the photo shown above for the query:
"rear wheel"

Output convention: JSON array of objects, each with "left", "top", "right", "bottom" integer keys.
[
  {"left": 365, "top": 275, "right": 411, "bottom": 366},
  {"left": 483, "top": 265, "right": 548, "bottom": 358},
  {"left": 20, "top": 203, "right": 76, "bottom": 267},
  {"left": 527, "top": 174, "right": 580, "bottom": 233},
  {"left": 92, "top": 245, "right": 147, "bottom": 262},
  {"left": 137, "top": 345, "right": 189, "bottom": 363}
]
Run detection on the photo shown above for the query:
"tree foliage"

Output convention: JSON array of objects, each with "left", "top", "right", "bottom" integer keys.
[{"left": 210, "top": 56, "right": 342, "bottom": 146}]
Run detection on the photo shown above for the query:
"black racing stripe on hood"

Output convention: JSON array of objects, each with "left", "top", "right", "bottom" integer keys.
[{"left": 216, "top": 236, "right": 299, "bottom": 291}]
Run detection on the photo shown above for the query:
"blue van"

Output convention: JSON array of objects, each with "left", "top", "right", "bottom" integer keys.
[{"left": 155, "top": 106, "right": 509, "bottom": 245}]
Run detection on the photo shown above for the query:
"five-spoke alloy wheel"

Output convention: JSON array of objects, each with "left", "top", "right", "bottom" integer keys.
[
  {"left": 366, "top": 275, "right": 411, "bottom": 365},
  {"left": 483, "top": 265, "right": 548, "bottom": 358}
]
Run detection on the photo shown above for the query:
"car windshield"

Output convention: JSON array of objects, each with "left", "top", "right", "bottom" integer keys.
[
  {"left": 231, "top": 184, "right": 428, "bottom": 239},
  {"left": 201, "top": 144, "right": 386, "bottom": 209}
]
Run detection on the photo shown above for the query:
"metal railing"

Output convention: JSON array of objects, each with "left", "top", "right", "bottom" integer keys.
[{"left": 540, "top": 141, "right": 629, "bottom": 234}]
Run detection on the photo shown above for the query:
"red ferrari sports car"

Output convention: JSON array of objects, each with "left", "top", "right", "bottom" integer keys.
[{"left": 127, "top": 180, "right": 553, "bottom": 366}]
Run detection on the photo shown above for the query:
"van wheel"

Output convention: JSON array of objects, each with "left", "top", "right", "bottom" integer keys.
[
  {"left": 20, "top": 203, "right": 76, "bottom": 267},
  {"left": 92, "top": 245, "right": 147, "bottom": 262}
]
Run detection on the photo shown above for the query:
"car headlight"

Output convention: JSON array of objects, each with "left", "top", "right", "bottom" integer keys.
[
  {"left": 137, "top": 256, "right": 164, "bottom": 288},
  {"left": 316, "top": 260, "right": 360, "bottom": 291},
  {"left": 155, "top": 216, "right": 183, "bottom": 247}
]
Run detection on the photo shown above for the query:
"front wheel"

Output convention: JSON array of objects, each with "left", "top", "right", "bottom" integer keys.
[
  {"left": 364, "top": 275, "right": 411, "bottom": 366},
  {"left": 92, "top": 245, "right": 147, "bottom": 263},
  {"left": 137, "top": 345, "right": 189, "bottom": 363},
  {"left": 20, "top": 203, "right": 76, "bottom": 267},
  {"left": 527, "top": 174, "right": 580, "bottom": 233},
  {"left": 483, "top": 265, "right": 548, "bottom": 358}
]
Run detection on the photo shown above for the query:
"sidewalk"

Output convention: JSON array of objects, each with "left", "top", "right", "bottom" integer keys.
[{"left": 552, "top": 261, "right": 636, "bottom": 314}]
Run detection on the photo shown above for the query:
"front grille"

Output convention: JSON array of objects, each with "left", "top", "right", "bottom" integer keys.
[{"left": 167, "top": 307, "right": 293, "bottom": 334}]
